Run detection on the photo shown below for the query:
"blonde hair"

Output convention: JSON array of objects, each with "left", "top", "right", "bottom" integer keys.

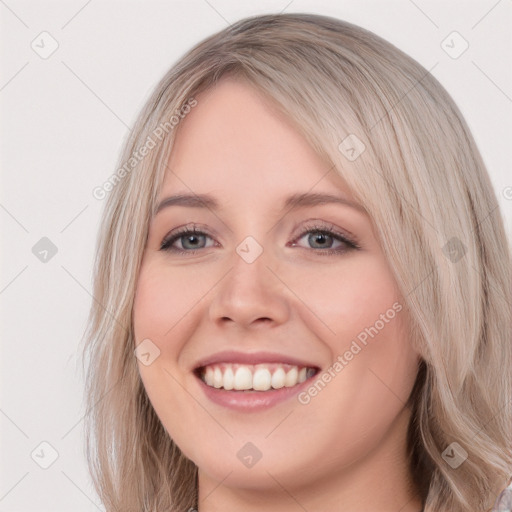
[{"left": 81, "top": 12, "right": 512, "bottom": 512}]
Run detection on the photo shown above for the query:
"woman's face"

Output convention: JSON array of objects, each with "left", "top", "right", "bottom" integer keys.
[{"left": 133, "top": 78, "right": 420, "bottom": 498}]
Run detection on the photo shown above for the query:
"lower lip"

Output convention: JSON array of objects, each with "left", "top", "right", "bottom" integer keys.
[{"left": 195, "top": 374, "right": 315, "bottom": 412}]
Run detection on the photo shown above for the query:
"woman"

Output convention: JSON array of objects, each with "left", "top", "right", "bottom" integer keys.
[{"left": 82, "top": 12, "right": 512, "bottom": 512}]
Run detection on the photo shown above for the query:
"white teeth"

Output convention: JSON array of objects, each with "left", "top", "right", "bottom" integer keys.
[
  {"left": 199, "top": 363, "right": 316, "bottom": 391},
  {"left": 271, "top": 368, "right": 286, "bottom": 389},
  {"left": 284, "top": 367, "right": 298, "bottom": 387},
  {"left": 205, "top": 366, "right": 214, "bottom": 386},
  {"left": 234, "top": 367, "right": 253, "bottom": 390},
  {"left": 213, "top": 367, "right": 223, "bottom": 388},
  {"left": 223, "top": 367, "right": 234, "bottom": 390},
  {"left": 252, "top": 368, "right": 272, "bottom": 391}
]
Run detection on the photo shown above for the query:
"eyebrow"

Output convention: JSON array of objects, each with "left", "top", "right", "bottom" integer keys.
[{"left": 155, "top": 192, "right": 366, "bottom": 215}]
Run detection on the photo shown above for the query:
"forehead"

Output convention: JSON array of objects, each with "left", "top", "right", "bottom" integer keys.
[{"left": 159, "top": 78, "right": 355, "bottom": 205}]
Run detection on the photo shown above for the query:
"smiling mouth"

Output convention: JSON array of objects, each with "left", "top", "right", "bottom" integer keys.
[{"left": 195, "top": 363, "right": 319, "bottom": 392}]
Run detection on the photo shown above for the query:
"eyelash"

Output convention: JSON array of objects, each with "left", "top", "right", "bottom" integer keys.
[{"left": 159, "top": 222, "right": 360, "bottom": 256}]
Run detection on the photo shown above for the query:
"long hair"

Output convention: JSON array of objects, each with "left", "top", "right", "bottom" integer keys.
[{"left": 81, "top": 13, "right": 512, "bottom": 512}]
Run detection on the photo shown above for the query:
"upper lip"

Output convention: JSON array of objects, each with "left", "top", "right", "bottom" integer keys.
[{"left": 192, "top": 350, "right": 321, "bottom": 370}]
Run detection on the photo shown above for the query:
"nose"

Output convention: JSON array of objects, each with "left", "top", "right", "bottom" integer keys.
[{"left": 208, "top": 247, "right": 290, "bottom": 329}]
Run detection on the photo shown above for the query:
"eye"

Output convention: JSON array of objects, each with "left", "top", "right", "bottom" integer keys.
[
  {"left": 289, "top": 222, "right": 360, "bottom": 256},
  {"left": 159, "top": 221, "right": 360, "bottom": 256},
  {"left": 160, "top": 225, "right": 216, "bottom": 253}
]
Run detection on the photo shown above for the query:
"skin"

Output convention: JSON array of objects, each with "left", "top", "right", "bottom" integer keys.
[{"left": 133, "top": 77, "right": 423, "bottom": 512}]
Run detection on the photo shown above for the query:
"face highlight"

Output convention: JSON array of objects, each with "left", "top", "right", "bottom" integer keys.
[{"left": 133, "top": 78, "right": 421, "bottom": 508}]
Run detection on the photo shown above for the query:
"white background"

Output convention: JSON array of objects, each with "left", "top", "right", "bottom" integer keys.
[{"left": 1, "top": 1, "right": 511, "bottom": 510}]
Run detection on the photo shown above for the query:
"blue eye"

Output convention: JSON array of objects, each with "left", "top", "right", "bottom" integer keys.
[
  {"left": 291, "top": 228, "right": 357, "bottom": 255},
  {"left": 159, "top": 222, "right": 360, "bottom": 255},
  {"left": 289, "top": 221, "right": 359, "bottom": 256},
  {"left": 160, "top": 226, "right": 214, "bottom": 253}
]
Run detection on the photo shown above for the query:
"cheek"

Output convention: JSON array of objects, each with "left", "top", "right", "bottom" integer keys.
[
  {"left": 132, "top": 259, "right": 207, "bottom": 441},
  {"left": 133, "top": 258, "right": 214, "bottom": 344},
  {"left": 286, "top": 254, "right": 404, "bottom": 344},
  {"left": 132, "top": 258, "right": 221, "bottom": 415},
  {"left": 287, "top": 254, "right": 417, "bottom": 398}
]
